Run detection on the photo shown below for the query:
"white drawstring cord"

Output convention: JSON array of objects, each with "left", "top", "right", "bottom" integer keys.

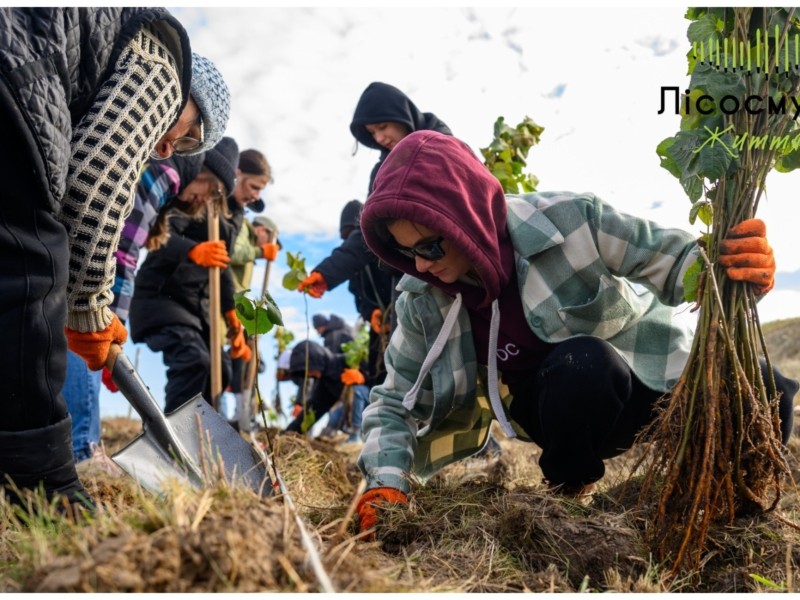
[
  {"left": 487, "top": 299, "right": 517, "bottom": 438},
  {"left": 402, "top": 293, "right": 463, "bottom": 410}
]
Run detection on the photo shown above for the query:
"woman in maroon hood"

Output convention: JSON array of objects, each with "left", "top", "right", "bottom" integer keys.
[{"left": 352, "top": 131, "right": 795, "bottom": 539}]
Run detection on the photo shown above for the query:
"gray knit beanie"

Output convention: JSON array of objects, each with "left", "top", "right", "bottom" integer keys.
[{"left": 190, "top": 53, "right": 231, "bottom": 153}]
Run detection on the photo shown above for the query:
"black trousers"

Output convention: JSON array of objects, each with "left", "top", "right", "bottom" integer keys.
[
  {"left": 143, "top": 324, "right": 231, "bottom": 413},
  {"left": 0, "top": 118, "right": 70, "bottom": 432},
  {"left": 508, "top": 336, "right": 797, "bottom": 486}
]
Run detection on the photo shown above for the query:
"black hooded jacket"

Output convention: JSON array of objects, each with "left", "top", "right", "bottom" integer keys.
[
  {"left": 312, "top": 200, "right": 393, "bottom": 321},
  {"left": 320, "top": 314, "right": 354, "bottom": 353},
  {"left": 129, "top": 156, "right": 239, "bottom": 341},
  {"left": 349, "top": 82, "right": 452, "bottom": 194},
  {"left": 284, "top": 340, "right": 347, "bottom": 433}
]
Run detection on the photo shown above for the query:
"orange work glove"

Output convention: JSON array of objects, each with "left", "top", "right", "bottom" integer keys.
[
  {"left": 341, "top": 368, "right": 365, "bottom": 386},
  {"left": 718, "top": 218, "right": 775, "bottom": 295},
  {"left": 224, "top": 309, "right": 252, "bottom": 362},
  {"left": 260, "top": 242, "right": 279, "bottom": 261},
  {"left": 356, "top": 487, "right": 408, "bottom": 539},
  {"left": 188, "top": 240, "right": 230, "bottom": 268},
  {"left": 370, "top": 307, "right": 390, "bottom": 334},
  {"left": 297, "top": 271, "right": 328, "bottom": 298},
  {"left": 65, "top": 313, "right": 128, "bottom": 371},
  {"left": 101, "top": 367, "right": 119, "bottom": 393}
]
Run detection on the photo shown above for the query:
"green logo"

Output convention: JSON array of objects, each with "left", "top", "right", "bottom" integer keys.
[{"left": 693, "top": 26, "right": 799, "bottom": 73}]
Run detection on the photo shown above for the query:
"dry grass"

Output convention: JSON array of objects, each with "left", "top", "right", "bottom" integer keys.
[{"left": 1, "top": 319, "right": 798, "bottom": 592}]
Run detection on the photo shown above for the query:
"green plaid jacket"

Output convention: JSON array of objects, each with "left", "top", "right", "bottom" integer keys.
[{"left": 357, "top": 191, "right": 698, "bottom": 493}]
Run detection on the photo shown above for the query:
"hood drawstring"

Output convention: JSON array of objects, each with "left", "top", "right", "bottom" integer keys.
[
  {"left": 487, "top": 299, "right": 517, "bottom": 438},
  {"left": 402, "top": 293, "right": 463, "bottom": 410},
  {"left": 401, "top": 294, "right": 518, "bottom": 439}
]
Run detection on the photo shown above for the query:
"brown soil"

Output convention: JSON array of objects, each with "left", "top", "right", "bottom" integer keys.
[{"left": 4, "top": 318, "right": 799, "bottom": 593}]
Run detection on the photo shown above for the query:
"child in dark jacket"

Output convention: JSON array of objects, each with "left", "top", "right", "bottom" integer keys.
[{"left": 130, "top": 138, "right": 251, "bottom": 413}]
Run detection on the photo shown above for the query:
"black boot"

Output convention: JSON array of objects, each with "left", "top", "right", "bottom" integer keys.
[{"left": 0, "top": 416, "right": 95, "bottom": 516}]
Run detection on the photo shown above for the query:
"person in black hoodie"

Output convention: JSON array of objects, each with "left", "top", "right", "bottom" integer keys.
[
  {"left": 348, "top": 82, "right": 454, "bottom": 335},
  {"left": 349, "top": 82, "right": 452, "bottom": 195},
  {"left": 130, "top": 138, "right": 251, "bottom": 414},
  {"left": 297, "top": 200, "right": 392, "bottom": 387},
  {"left": 283, "top": 340, "right": 363, "bottom": 434},
  {"left": 312, "top": 314, "right": 355, "bottom": 353}
]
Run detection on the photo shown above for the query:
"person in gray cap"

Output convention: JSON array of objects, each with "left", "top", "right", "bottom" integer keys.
[
  {"left": 0, "top": 8, "right": 231, "bottom": 516},
  {"left": 60, "top": 51, "right": 235, "bottom": 472}
]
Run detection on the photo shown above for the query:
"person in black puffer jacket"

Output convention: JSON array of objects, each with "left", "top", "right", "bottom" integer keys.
[{"left": 0, "top": 7, "right": 231, "bottom": 515}]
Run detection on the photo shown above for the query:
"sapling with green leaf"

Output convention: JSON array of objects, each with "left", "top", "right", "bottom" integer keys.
[
  {"left": 640, "top": 6, "right": 800, "bottom": 577},
  {"left": 480, "top": 115, "right": 543, "bottom": 194},
  {"left": 234, "top": 288, "right": 284, "bottom": 429},
  {"left": 333, "top": 324, "right": 371, "bottom": 432},
  {"left": 282, "top": 251, "right": 315, "bottom": 433}
]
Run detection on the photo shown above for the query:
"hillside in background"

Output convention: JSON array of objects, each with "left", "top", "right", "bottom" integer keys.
[{"left": 764, "top": 317, "right": 800, "bottom": 386}]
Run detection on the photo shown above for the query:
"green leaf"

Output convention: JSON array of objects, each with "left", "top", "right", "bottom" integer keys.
[
  {"left": 656, "top": 136, "right": 682, "bottom": 179},
  {"left": 300, "top": 408, "right": 316, "bottom": 434},
  {"left": 481, "top": 115, "right": 543, "bottom": 194},
  {"left": 688, "top": 201, "right": 713, "bottom": 226},
  {"left": 695, "top": 130, "right": 736, "bottom": 181},
  {"left": 235, "top": 289, "right": 284, "bottom": 336},
  {"left": 658, "top": 130, "right": 706, "bottom": 202},
  {"left": 686, "top": 13, "right": 719, "bottom": 44},
  {"left": 690, "top": 64, "right": 746, "bottom": 103},
  {"left": 234, "top": 290, "right": 256, "bottom": 323},
  {"left": 263, "top": 290, "right": 283, "bottom": 327},
  {"left": 748, "top": 573, "right": 785, "bottom": 591},
  {"left": 341, "top": 325, "right": 370, "bottom": 368},
  {"left": 682, "top": 258, "right": 704, "bottom": 303},
  {"left": 283, "top": 250, "right": 309, "bottom": 292}
]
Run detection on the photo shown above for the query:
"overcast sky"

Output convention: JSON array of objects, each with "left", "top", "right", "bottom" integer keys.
[{"left": 102, "top": 5, "right": 800, "bottom": 419}]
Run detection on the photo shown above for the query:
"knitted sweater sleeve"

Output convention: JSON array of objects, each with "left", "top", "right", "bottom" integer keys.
[
  {"left": 109, "top": 162, "right": 181, "bottom": 323},
  {"left": 58, "top": 24, "right": 184, "bottom": 332}
]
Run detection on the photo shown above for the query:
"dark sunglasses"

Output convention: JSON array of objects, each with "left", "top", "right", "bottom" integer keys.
[{"left": 394, "top": 236, "right": 446, "bottom": 261}]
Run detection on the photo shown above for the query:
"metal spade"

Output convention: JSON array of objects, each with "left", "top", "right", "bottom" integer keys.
[{"left": 107, "top": 344, "right": 272, "bottom": 497}]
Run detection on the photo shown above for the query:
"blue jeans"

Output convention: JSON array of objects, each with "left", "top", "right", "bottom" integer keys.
[
  {"left": 351, "top": 384, "right": 369, "bottom": 435},
  {"left": 63, "top": 350, "right": 102, "bottom": 462},
  {"left": 328, "top": 384, "right": 370, "bottom": 441}
]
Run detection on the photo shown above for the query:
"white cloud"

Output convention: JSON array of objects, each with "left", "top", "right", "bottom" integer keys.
[{"left": 103, "top": 6, "right": 800, "bottom": 418}]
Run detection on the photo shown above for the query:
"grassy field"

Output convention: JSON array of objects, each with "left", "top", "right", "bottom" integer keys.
[{"left": 1, "top": 319, "right": 799, "bottom": 592}]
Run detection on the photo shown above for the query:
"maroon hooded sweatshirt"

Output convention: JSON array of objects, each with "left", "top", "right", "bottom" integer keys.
[{"left": 360, "top": 130, "right": 551, "bottom": 385}]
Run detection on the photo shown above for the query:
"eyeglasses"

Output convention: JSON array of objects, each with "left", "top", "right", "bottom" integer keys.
[
  {"left": 394, "top": 236, "right": 446, "bottom": 261},
  {"left": 149, "top": 114, "right": 205, "bottom": 160},
  {"left": 171, "top": 113, "right": 205, "bottom": 155}
]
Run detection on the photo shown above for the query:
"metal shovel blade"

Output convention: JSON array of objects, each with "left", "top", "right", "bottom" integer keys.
[{"left": 108, "top": 346, "right": 272, "bottom": 497}]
